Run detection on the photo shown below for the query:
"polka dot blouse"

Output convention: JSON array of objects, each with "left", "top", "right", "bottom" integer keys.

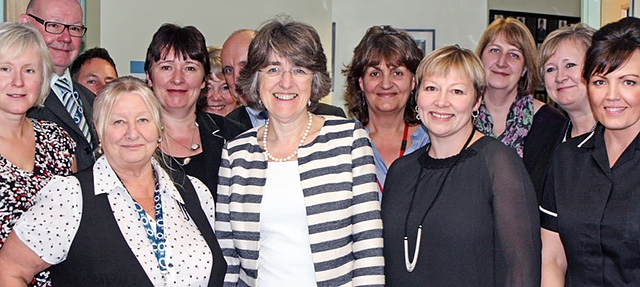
[{"left": 13, "top": 156, "right": 216, "bottom": 286}]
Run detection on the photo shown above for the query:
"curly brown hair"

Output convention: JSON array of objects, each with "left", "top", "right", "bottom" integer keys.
[{"left": 342, "top": 25, "right": 423, "bottom": 126}]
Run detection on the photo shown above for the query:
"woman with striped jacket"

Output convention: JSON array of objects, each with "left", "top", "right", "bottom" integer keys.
[{"left": 215, "top": 17, "right": 384, "bottom": 287}]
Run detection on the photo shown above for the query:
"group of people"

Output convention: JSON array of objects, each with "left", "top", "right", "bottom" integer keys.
[{"left": 0, "top": 0, "right": 638, "bottom": 286}]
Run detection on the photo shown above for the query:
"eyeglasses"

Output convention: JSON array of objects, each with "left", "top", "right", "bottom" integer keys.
[
  {"left": 258, "top": 66, "right": 314, "bottom": 80},
  {"left": 28, "top": 14, "right": 87, "bottom": 37}
]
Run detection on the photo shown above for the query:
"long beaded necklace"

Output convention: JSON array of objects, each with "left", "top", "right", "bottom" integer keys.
[
  {"left": 404, "top": 127, "right": 475, "bottom": 272},
  {"left": 263, "top": 111, "right": 313, "bottom": 162}
]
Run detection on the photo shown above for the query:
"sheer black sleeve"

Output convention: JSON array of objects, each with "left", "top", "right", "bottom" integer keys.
[{"left": 485, "top": 142, "right": 542, "bottom": 287}]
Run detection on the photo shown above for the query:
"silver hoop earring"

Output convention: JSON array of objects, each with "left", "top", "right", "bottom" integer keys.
[
  {"left": 472, "top": 110, "right": 479, "bottom": 119},
  {"left": 415, "top": 106, "right": 421, "bottom": 121}
]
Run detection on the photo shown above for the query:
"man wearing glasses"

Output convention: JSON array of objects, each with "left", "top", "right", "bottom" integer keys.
[{"left": 19, "top": 0, "right": 98, "bottom": 170}]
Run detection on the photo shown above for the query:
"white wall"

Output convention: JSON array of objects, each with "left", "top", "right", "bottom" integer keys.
[
  {"left": 99, "top": 0, "right": 332, "bottom": 81},
  {"left": 331, "top": 0, "right": 488, "bottom": 110},
  {"left": 96, "top": 0, "right": 585, "bottom": 109}
]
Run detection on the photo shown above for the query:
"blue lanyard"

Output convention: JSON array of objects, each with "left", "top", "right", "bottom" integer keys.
[{"left": 130, "top": 180, "right": 167, "bottom": 271}]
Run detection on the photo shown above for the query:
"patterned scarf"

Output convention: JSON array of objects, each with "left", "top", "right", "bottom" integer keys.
[{"left": 473, "top": 94, "right": 534, "bottom": 157}]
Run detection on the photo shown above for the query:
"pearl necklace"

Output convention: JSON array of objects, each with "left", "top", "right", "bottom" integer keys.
[{"left": 263, "top": 111, "right": 313, "bottom": 162}]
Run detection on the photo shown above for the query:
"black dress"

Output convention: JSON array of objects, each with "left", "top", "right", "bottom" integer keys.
[
  {"left": 382, "top": 136, "right": 541, "bottom": 287},
  {"left": 541, "top": 124, "right": 640, "bottom": 286}
]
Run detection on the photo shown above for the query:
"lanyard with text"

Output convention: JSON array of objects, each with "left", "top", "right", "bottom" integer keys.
[{"left": 132, "top": 188, "right": 168, "bottom": 272}]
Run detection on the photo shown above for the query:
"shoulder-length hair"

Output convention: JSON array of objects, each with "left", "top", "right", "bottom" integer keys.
[
  {"left": 0, "top": 22, "right": 52, "bottom": 107},
  {"left": 476, "top": 17, "right": 539, "bottom": 96},
  {"left": 144, "top": 23, "right": 210, "bottom": 82},
  {"left": 584, "top": 17, "right": 640, "bottom": 81},
  {"left": 343, "top": 25, "right": 423, "bottom": 126},
  {"left": 237, "top": 16, "right": 331, "bottom": 111}
]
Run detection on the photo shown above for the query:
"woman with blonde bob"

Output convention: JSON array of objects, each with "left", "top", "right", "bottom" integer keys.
[
  {"left": 0, "top": 76, "right": 226, "bottom": 286},
  {"left": 0, "top": 22, "right": 75, "bottom": 287},
  {"left": 475, "top": 17, "right": 565, "bottom": 202},
  {"left": 382, "top": 45, "right": 540, "bottom": 286}
]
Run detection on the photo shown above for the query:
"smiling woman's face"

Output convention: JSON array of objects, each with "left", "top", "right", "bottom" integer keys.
[
  {"left": 101, "top": 92, "right": 159, "bottom": 171},
  {"left": 258, "top": 53, "right": 313, "bottom": 122},
  {"left": 589, "top": 50, "right": 640, "bottom": 134},
  {"left": 481, "top": 33, "right": 526, "bottom": 95},
  {"left": 146, "top": 48, "right": 205, "bottom": 114}
]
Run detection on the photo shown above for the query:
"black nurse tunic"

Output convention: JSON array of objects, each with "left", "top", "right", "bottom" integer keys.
[{"left": 541, "top": 124, "right": 640, "bottom": 286}]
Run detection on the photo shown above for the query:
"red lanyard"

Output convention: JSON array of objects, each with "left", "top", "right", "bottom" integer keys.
[{"left": 378, "top": 123, "right": 409, "bottom": 193}]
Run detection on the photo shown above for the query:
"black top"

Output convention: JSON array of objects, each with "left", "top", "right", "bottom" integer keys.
[
  {"left": 160, "top": 111, "right": 245, "bottom": 201},
  {"left": 541, "top": 124, "right": 640, "bottom": 286},
  {"left": 523, "top": 104, "right": 566, "bottom": 203},
  {"left": 382, "top": 136, "right": 541, "bottom": 287}
]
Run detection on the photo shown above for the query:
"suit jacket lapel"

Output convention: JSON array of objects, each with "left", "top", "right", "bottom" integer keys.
[{"left": 44, "top": 90, "right": 85, "bottom": 138}]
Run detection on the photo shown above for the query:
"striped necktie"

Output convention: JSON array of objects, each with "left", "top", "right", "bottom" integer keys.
[{"left": 55, "top": 78, "right": 91, "bottom": 144}]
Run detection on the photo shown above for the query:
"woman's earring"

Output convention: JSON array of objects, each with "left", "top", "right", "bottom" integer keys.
[
  {"left": 97, "top": 142, "right": 103, "bottom": 154},
  {"left": 472, "top": 110, "right": 479, "bottom": 120},
  {"left": 308, "top": 100, "right": 311, "bottom": 107},
  {"left": 415, "top": 106, "right": 421, "bottom": 121},
  {"left": 158, "top": 136, "right": 163, "bottom": 144}
]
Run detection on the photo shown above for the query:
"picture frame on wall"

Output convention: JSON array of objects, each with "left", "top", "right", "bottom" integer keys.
[
  {"left": 403, "top": 29, "right": 436, "bottom": 56},
  {"left": 536, "top": 18, "right": 547, "bottom": 42},
  {"left": 488, "top": 9, "right": 581, "bottom": 44},
  {"left": 558, "top": 20, "right": 568, "bottom": 28}
]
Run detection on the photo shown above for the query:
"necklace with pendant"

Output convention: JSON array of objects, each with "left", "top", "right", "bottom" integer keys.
[
  {"left": 403, "top": 128, "right": 475, "bottom": 272},
  {"left": 164, "top": 122, "right": 200, "bottom": 166}
]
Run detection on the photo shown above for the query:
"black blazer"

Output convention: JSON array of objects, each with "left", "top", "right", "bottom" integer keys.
[
  {"left": 27, "top": 80, "right": 98, "bottom": 170},
  {"left": 161, "top": 111, "right": 245, "bottom": 200},
  {"left": 226, "top": 103, "right": 346, "bottom": 131}
]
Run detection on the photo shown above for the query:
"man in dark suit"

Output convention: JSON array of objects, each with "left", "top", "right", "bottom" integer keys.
[
  {"left": 20, "top": 0, "right": 98, "bottom": 170},
  {"left": 222, "top": 29, "right": 346, "bottom": 130}
]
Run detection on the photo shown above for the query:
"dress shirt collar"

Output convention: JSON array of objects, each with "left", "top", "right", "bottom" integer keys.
[
  {"left": 246, "top": 106, "right": 268, "bottom": 127},
  {"left": 92, "top": 156, "right": 185, "bottom": 205}
]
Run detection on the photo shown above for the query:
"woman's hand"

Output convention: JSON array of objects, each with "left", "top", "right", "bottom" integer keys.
[
  {"left": 541, "top": 228, "right": 567, "bottom": 287},
  {"left": 0, "top": 232, "right": 50, "bottom": 286}
]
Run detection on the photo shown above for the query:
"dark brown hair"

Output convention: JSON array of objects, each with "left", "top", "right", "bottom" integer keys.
[
  {"left": 583, "top": 17, "right": 640, "bottom": 81},
  {"left": 343, "top": 25, "right": 423, "bottom": 126},
  {"left": 144, "top": 23, "right": 210, "bottom": 82}
]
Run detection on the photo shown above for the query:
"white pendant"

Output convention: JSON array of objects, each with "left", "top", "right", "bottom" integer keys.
[
  {"left": 183, "top": 157, "right": 191, "bottom": 165},
  {"left": 404, "top": 226, "right": 423, "bottom": 272},
  {"left": 190, "top": 143, "right": 200, "bottom": 151}
]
